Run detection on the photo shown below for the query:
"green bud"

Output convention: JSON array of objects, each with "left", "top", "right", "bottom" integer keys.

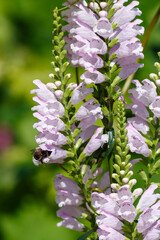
[
  {"left": 113, "top": 163, "right": 120, "bottom": 174},
  {"left": 125, "top": 170, "right": 133, "bottom": 179},
  {"left": 115, "top": 154, "right": 122, "bottom": 165},
  {"left": 78, "top": 152, "right": 86, "bottom": 163},
  {"left": 108, "top": 38, "right": 118, "bottom": 48},
  {"left": 75, "top": 138, "right": 82, "bottom": 150},
  {"left": 145, "top": 138, "right": 153, "bottom": 147},
  {"left": 107, "top": 7, "right": 116, "bottom": 19},
  {"left": 70, "top": 116, "right": 76, "bottom": 125},
  {"left": 116, "top": 146, "right": 122, "bottom": 156},
  {"left": 64, "top": 73, "right": 72, "bottom": 84},
  {"left": 125, "top": 163, "right": 132, "bottom": 172},
  {"left": 125, "top": 154, "right": 131, "bottom": 164},
  {"left": 109, "top": 52, "right": 117, "bottom": 61},
  {"left": 112, "top": 173, "right": 121, "bottom": 184},
  {"left": 72, "top": 128, "right": 81, "bottom": 138},
  {"left": 139, "top": 170, "right": 148, "bottom": 183},
  {"left": 67, "top": 151, "right": 75, "bottom": 158},
  {"left": 154, "top": 62, "right": 160, "bottom": 72},
  {"left": 81, "top": 164, "right": 88, "bottom": 176},
  {"left": 111, "top": 76, "right": 121, "bottom": 88},
  {"left": 62, "top": 62, "right": 69, "bottom": 72},
  {"left": 150, "top": 159, "right": 160, "bottom": 174},
  {"left": 110, "top": 64, "right": 118, "bottom": 74}
]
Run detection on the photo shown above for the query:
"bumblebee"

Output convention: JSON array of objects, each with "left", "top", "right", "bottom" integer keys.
[{"left": 32, "top": 148, "right": 52, "bottom": 165}]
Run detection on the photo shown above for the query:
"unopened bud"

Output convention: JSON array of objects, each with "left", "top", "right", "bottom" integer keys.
[
  {"left": 113, "top": 3, "right": 123, "bottom": 10},
  {"left": 111, "top": 183, "right": 120, "bottom": 191},
  {"left": 55, "top": 68, "right": 60, "bottom": 73},
  {"left": 149, "top": 73, "right": 158, "bottom": 81},
  {"left": 54, "top": 90, "right": 63, "bottom": 100},
  {"left": 121, "top": 162, "right": 125, "bottom": 167},
  {"left": 89, "top": 2, "right": 99, "bottom": 10},
  {"left": 120, "top": 170, "right": 125, "bottom": 176},
  {"left": 46, "top": 82, "right": 57, "bottom": 90},
  {"left": 49, "top": 73, "right": 55, "bottom": 79},
  {"left": 122, "top": 177, "right": 129, "bottom": 183},
  {"left": 99, "top": 10, "right": 107, "bottom": 17},
  {"left": 100, "top": 2, "right": 107, "bottom": 9},
  {"left": 68, "top": 82, "right": 77, "bottom": 90},
  {"left": 156, "top": 79, "right": 160, "bottom": 87},
  {"left": 129, "top": 179, "right": 137, "bottom": 188},
  {"left": 133, "top": 188, "right": 143, "bottom": 199},
  {"left": 55, "top": 81, "right": 61, "bottom": 88}
]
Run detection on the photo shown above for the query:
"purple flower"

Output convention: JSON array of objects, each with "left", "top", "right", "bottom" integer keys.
[
  {"left": 126, "top": 78, "right": 160, "bottom": 157},
  {"left": 31, "top": 79, "right": 67, "bottom": 165},
  {"left": 92, "top": 184, "right": 160, "bottom": 239},
  {"left": 149, "top": 97, "right": 160, "bottom": 118},
  {"left": 129, "top": 79, "right": 157, "bottom": 107},
  {"left": 84, "top": 127, "right": 108, "bottom": 156},
  {"left": 54, "top": 168, "right": 110, "bottom": 232},
  {"left": 62, "top": 0, "right": 144, "bottom": 84},
  {"left": 71, "top": 82, "right": 93, "bottom": 105},
  {"left": 127, "top": 116, "right": 149, "bottom": 134},
  {"left": 126, "top": 123, "right": 150, "bottom": 157},
  {"left": 75, "top": 99, "right": 103, "bottom": 131}
]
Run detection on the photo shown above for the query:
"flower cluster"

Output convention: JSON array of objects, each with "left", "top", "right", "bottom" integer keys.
[
  {"left": 62, "top": 0, "right": 144, "bottom": 84},
  {"left": 31, "top": 1, "right": 160, "bottom": 239},
  {"left": 126, "top": 78, "right": 160, "bottom": 157},
  {"left": 92, "top": 184, "right": 160, "bottom": 240},
  {"left": 54, "top": 168, "right": 110, "bottom": 231},
  {"left": 31, "top": 79, "right": 69, "bottom": 165}
]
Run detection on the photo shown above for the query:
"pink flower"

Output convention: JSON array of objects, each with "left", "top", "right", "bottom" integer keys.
[
  {"left": 149, "top": 97, "right": 160, "bottom": 118},
  {"left": 62, "top": 0, "right": 144, "bottom": 83},
  {"left": 129, "top": 79, "right": 157, "bottom": 106},
  {"left": 127, "top": 116, "right": 149, "bottom": 134},
  {"left": 71, "top": 82, "right": 93, "bottom": 105},
  {"left": 75, "top": 99, "right": 103, "bottom": 131},
  {"left": 92, "top": 184, "right": 160, "bottom": 239},
  {"left": 31, "top": 80, "right": 67, "bottom": 165},
  {"left": 126, "top": 123, "right": 150, "bottom": 157},
  {"left": 84, "top": 127, "right": 108, "bottom": 156},
  {"left": 54, "top": 169, "right": 110, "bottom": 232}
]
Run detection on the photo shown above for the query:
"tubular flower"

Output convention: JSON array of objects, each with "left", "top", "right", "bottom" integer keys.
[
  {"left": 92, "top": 184, "right": 160, "bottom": 240},
  {"left": 31, "top": 79, "right": 67, "bottom": 165},
  {"left": 126, "top": 79, "right": 159, "bottom": 157},
  {"left": 62, "top": 0, "right": 144, "bottom": 84},
  {"left": 54, "top": 169, "right": 110, "bottom": 232}
]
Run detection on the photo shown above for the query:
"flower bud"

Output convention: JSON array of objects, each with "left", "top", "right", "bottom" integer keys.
[
  {"left": 120, "top": 170, "right": 125, "bottom": 176},
  {"left": 113, "top": 3, "right": 123, "bottom": 10},
  {"left": 122, "top": 177, "right": 129, "bottom": 183},
  {"left": 133, "top": 188, "right": 143, "bottom": 199},
  {"left": 46, "top": 82, "right": 57, "bottom": 90},
  {"left": 55, "top": 90, "right": 63, "bottom": 100},
  {"left": 55, "top": 81, "right": 62, "bottom": 88},
  {"left": 99, "top": 10, "right": 107, "bottom": 17},
  {"left": 128, "top": 179, "right": 137, "bottom": 188},
  {"left": 68, "top": 82, "right": 77, "bottom": 90},
  {"left": 149, "top": 73, "right": 158, "bottom": 81},
  {"left": 89, "top": 2, "right": 99, "bottom": 10},
  {"left": 156, "top": 79, "right": 160, "bottom": 87},
  {"left": 111, "top": 183, "right": 120, "bottom": 191},
  {"left": 55, "top": 67, "right": 60, "bottom": 73},
  {"left": 49, "top": 73, "right": 55, "bottom": 79},
  {"left": 100, "top": 2, "right": 107, "bottom": 9}
]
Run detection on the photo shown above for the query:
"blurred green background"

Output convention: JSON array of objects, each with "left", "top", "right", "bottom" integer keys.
[{"left": 0, "top": 0, "right": 159, "bottom": 240}]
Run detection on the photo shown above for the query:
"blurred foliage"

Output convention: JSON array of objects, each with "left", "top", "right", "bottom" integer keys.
[{"left": 0, "top": 0, "right": 159, "bottom": 239}]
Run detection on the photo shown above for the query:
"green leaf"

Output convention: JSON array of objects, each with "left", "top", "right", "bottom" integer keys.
[{"left": 78, "top": 227, "right": 98, "bottom": 240}]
